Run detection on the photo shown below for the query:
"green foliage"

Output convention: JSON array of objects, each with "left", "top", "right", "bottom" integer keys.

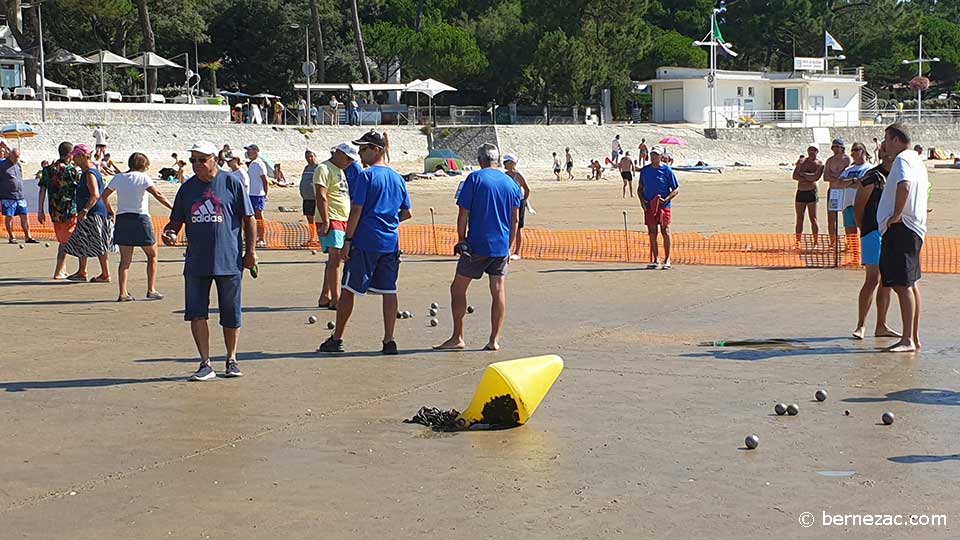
[{"left": 635, "top": 30, "right": 708, "bottom": 78}]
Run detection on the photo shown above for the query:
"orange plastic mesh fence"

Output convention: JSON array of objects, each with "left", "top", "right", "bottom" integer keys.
[{"left": 21, "top": 215, "right": 960, "bottom": 273}]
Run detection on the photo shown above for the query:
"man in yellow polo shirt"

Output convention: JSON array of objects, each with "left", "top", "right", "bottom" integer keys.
[{"left": 315, "top": 143, "right": 356, "bottom": 309}]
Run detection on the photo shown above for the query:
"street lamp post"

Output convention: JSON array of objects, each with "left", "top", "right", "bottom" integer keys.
[
  {"left": 290, "top": 24, "right": 312, "bottom": 126},
  {"left": 23, "top": 1, "right": 46, "bottom": 122},
  {"left": 902, "top": 34, "right": 939, "bottom": 122}
]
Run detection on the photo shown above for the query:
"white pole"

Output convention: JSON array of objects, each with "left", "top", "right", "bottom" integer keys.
[
  {"left": 917, "top": 34, "right": 923, "bottom": 122},
  {"left": 709, "top": 10, "right": 716, "bottom": 129},
  {"left": 823, "top": 32, "right": 828, "bottom": 74},
  {"left": 100, "top": 54, "right": 105, "bottom": 103},
  {"left": 306, "top": 28, "right": 312, "bottom": 126},
  {"left": 37, "top": 3, "right": 46, "bottom": 122}
]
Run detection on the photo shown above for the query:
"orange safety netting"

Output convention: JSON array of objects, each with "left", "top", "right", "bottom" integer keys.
[{"left": 20, "top": 215, "right": 960, "bottom": 274}]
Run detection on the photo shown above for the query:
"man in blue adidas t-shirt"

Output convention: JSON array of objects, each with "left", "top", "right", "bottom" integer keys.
[
  {"left": 319, "top": 131, "right": 412, "bottom": 355},
  {"left": 163, "top": 141, "right": 256, "bottom": 381},
  {"left": 435, "top": 143, "right": 522, "bottom": 352}
]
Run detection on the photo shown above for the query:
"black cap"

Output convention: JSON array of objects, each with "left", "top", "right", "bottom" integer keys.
[{"left": 352, "top": 130, "right": 385, "bottom": 149}]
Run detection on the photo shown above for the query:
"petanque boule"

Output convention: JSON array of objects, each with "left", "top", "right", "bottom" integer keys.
[
  {"left": 307, "top": 316, "right": 317, "bottom": 324},
  {"left": 396, "top": 311, "right": 403, "bottom": 319},
  {"left": 882, "top": 412, "right": 895, "bottom": 425},
  {"left": 19, "top": 244, "right": 23, "bottom": 249},
  {"left": 431, "top": 302, "right": 439, "bottom": 309},
  {"left": 327, "top": 321, "right": 335, "bottom": 330},
  {"left": 403, "top": 311, "right": 413, "bottom": 319},
  {"left": 467, "top": 305, "right": 475, "bottom": 314},
  {"left": 745, "top": 434, "right": 760, "bottom": 450},
  {"left": 815, "top": 389, "right": 827, "bottom": 402},
  {"left": 44, "top": 242, "right": 50, "bottom": 248},
  {"left": 311, "top": 250, "right": 317, "bottom": 255},
  {"left": 429, "top": 308, "right": 438, "bottom": 316},
  {"left": 774, "top": 403, "right": 787, "bottom": 416},
  {"left": 430, "top": 318, "right": 438, "bottom": 327},
  {"left": 787, "top": 404, "right": 799, "bottom": 416}
]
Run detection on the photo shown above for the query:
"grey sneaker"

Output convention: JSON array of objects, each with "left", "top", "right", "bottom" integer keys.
[
  {"left": 189, "top": 364, "right": 216, "bottom": 381},
  {"left": 224, "top": 361, "right": 243, "bottom": 378},
  {"left": 145, "top": 291, "right": 164, "bottom": 300}
]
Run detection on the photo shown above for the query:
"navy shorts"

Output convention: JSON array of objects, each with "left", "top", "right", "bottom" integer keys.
[
  {"left": 249, "top": 195, "right": 266, "bottom": 212},
  {"left": 342, "top": 248, "right": 400, "bottom": 295},
  {"left": 1, "top": 199, "right": 27, "bottom": 216},
  {"left": 184, "top": 274, "right": 243, "bottom": 328}
]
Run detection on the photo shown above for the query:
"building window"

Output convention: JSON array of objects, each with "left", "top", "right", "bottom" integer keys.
[
  {"left": 737, "top": 86, "right": 743, "bottom": 97},
  {"left": 811, "top": 96, "right": 824, "bottom": 111},
  {"left": 833, "top": 89, "right": 840, "bottom": 99},
  {"left": 748, "top": 87, "right": 755, "bottom": 97}
]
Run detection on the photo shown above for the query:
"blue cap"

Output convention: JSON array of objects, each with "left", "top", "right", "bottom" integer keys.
[{"left": 832, "top": 138, "right": 845, "bottom": 147}]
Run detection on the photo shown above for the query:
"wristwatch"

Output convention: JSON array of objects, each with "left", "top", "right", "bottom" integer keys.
[{"left": 344, "top": 236, "right": 353, "bottom": 241}]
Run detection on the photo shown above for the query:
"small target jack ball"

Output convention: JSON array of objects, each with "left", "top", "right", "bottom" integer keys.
[
  {"left": 467, "top": 305, "right": 475, "bottom": 314},
  {"left": 430, "top": 302, "right": 439, "bottom": 309},
  {"left": 429, "top": 318, "right": 438, "bottom": 327},
  {"left": 429, "top": 308, "right": 438, "bottom": 316},
  {"left": 774, "top": 403, "right": 787, "bottom": 416},
  {"left": 327, "top": 321, "right": 335, "bottom": 330},
  {"left": 787, "top": 404, "right": 799, "bottom": 416},
  {"left": 307, "top": 316, "right": 317, "bottom": 324},
  {"left": 882, "top": 412, "right": 895, "bottom": 425},
  {"left": 815, "top": 389, "right": 828, "bottom": 402},
  {"left": 745, "top": 434, "right": 760, "bottom": 450}
]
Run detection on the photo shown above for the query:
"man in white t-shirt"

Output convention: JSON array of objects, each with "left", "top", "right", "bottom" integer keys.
[
  {"left": 92, "top": 126, "right": 108, "bottom": 160},
  {"left": 329, "top": 95, "right": 340, "bottom": 125},
  {"left": 244, "top": 144, "right": 269, "bottom": 247},
  {"left": 298, "top": 98, "right": 308, "bottom": 125},
  {"left": 877, "top": 123, "right": 928, "bottom": 353},
  {"left": 611, "top": 134, "right": 623, "bottom": 163},
  {"left": 223, "top": 150, "right": 251, "bottom": 194}
]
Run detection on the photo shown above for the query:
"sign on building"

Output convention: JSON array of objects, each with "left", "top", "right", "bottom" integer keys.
[{"left": 794, "top": 57, "right": 825, "bottom": 71}]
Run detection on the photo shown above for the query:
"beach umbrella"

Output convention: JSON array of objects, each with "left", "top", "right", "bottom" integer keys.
[
  {"left": 658, "top": 136, "right": 688, "bottom": 146},
  {"left": 0, "top": 45, "right": 31, "bottom": 60},
  {"left": 129, "top": 52, "right": 183, "bottom": 99},
  {"left": 84, "top": 50, "right": 138, "bottom": 102},
  {"left": 406, "top": 78, "right": 456, "bottom": 126},
  {"left": 47, "top": 49, "right": 95, "bottom": 65},
  {"left": 1, "top": 123, "right": 37, "bottom": 149}
]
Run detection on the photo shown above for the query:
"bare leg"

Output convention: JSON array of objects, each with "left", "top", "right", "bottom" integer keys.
[
  {"left": 223, "top": 326, "right": 239, "bottom": 361},
  {"left": 808, "top": 203, "right": 819, "bottom": 242},
  {"left": 886, "top": 286, "right": 917, "bottom": 352},
  {"left": 381, "top": 293, "right": 398, "bottom": 344},
  {"left": 435, "top": 274, "right": 471, "bottom": 349},
  {"left": 332, "top": 289, "right": 355, "bottom": 341},
  {"left": 190, "top": 319, "right": 211, "bottom": 364},
  {"left": 326, "top": 248, "right": 343, "bottom": 306},
  {"left": 828, "top": 210, "right": 838, "bottom": 246},
  {"left": 628, "top": 181, "right": 634, "bottom": 198},
  {"left": 912, "top": 284, "right": 921, "bottom": 350},
  {"left": 853, "top": 266, "right": 879, "bottom": 339},
  {"left": 53, "top": 243, "right": 69, "bottom": 278},
  {"left": 255, "top": 211, "right": 264, "bottom": 242},
  {"left": 622, "top": 181, "right": 626, "bottom": 198},
  {"left": 4, "top": 216, "right": 12, "bottom": 241},
  {"left": 95, "top": 253, "right": 110, "bottom": 280},
  {"left": 485, "top": 275, "right": 506, "bottom": 351},
  {"left": 513, "top": 228, "right": 523, "bottom": 256},
  {"left": 647, "top": 226, "right": 659, "bottom": 264},
  {"left": 118, "top": 246, "right": 134, "bottom": 297},
  {"left": 19, "top": 214, "right": 32, "bottom": 240},
  {"left": 874, "top": 286, "right": 898, "bottom": 337},
  {"left": 662, "top": 225, "right": 672, "bottom": 265},
  {"left": 142, "top": 245, "right": 159, "bottom": 294},
  {"left": 794, "top": 202, "right": 805, "bottom": 243}
]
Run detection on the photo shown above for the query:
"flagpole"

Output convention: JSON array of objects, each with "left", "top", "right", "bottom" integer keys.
[
  {"left": 823, "top": 32, "right": 828, "bottom": 73},
  {"left": 710, "top": 9, "right": 717, "bottom": 130}
]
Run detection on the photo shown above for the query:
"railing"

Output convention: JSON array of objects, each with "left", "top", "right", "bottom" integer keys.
[{"left": 717, "top": 109, "right": 862, "bottom": 128}]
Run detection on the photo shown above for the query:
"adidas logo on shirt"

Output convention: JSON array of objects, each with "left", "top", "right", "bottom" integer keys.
[{"left": 191, "top": 199, "right": 224, "bottom": 223}]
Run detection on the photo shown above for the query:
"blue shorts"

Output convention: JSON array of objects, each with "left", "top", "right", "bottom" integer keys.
[
  {"left": 843, "top": 206, "right": 856, "bottom": 228},
  {"left": 861, "top": 230, "right": 882, "bottom": 266},
  {"left": 184, "top": 274, "right": 243, "bottom": 328},
  {"left": 342, "top": 248, "right": 400, "bottom": 295},
  {"left": 321, "top": 229, "right": 346, "bottom": 253},
  {"left": 249, "top": 195, "right": 266, "bottom": 212},
  {"left": 1, "top": 199, "right": 27, "bottom": 217}
]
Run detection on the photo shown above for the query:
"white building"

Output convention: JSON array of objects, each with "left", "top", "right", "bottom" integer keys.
[
  {"left": 0, "top": 26, "right": 25, "bottom": 89},
  {"left": 639, "top": 67, "right": 867, "bottom": 127}
]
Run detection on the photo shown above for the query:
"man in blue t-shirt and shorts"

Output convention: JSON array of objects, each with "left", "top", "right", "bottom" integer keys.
[
  {"left": 638, "top": 146, "right": 680, "bottom": 269},
  {"left": 435, "top": 143, "right": 522, "bottom": 352},
  {"left": 163, "top": 141, "right": 257, "bottom": 381},
  {"left": 319, "top": 131, "right": 412, "bottom": 355}
]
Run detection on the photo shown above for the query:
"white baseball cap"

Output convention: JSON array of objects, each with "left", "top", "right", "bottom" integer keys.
[
  {"left": 334, "top": 142, "right": 361, "bottom": 162},
  {"left": 189, "top": 141, "right": 217, "bottom": 156},
  {"left": 503, "top": 153, "right": 519, "bottom": 164}
]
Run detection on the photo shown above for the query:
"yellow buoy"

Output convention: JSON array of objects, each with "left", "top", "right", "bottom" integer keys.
[{"left": 458, "top": 355, "right": 563, "bottom": 428}]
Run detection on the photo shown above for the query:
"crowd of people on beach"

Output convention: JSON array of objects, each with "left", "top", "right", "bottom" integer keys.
[
  {"left": 791, "top": 124, "right": 929, "bottom": 353},
  {"left": 12, "top": 129, "right": 533, "bottom": 381}
]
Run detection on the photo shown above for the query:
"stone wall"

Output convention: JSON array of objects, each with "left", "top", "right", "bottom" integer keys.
[
  {"left": 430, "top": 125, "right": 498, "bottom": 162},
  {"left": 12, "top": 124, "right": 428, "bottom": 167},
  {"left": 708, "top": 125, "right": 960, "bottom": 153},
  {"left": 0, "top": 101, "right": 230, "bottom": 125}
]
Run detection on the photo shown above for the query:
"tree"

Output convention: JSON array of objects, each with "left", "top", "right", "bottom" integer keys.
[
  {"left": 136, "top": 0, "right": 157, "bottom": 94},
  {"left": 203, "top": 58, "right": 223, "bottom": 94},
  {"left": 634, "top": 29, "right": 708, "bottom": 78},
  {"left": 310, "top": 0, "right": 326, "bottom": 82},
  {"left": 523, "top": 31, "right": 593, "bottom": 107},
  {"left": 348, "top": 0, "right": 372, "bottom": 84},
  {"left": 1, "top": 0, "right": 40, "bottom": 92}
]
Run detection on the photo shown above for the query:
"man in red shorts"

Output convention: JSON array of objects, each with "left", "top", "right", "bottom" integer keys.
[{"left": 638, "top": 146, "right": 680, "bottom": 269}]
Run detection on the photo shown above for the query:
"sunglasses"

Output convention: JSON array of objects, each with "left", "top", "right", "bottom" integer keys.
[{"left": 189, "top": 157, "right": 212, "bottom": 164}]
